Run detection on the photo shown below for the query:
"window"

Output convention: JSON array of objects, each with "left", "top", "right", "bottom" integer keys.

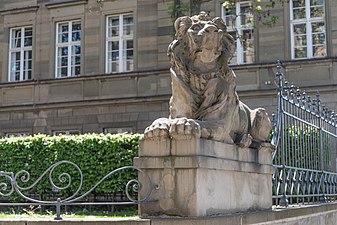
[
  {"left": 290, "top": 0, "right": 326, "bottom": 59},
  {"left": 5, "top": 132, "right": 30, "bottom": 138},
  {"left": 8, "top": 26, "right": 33, "bottom": 81},
  {"left": 53, "top": 130, "right": 80, "bottom": 136},
  {"left": 222, "top": 1, "right": 254, "bottom": 64},
  {"left": 55, "top": 20, "right": 81, "bottom": 77},
  {"left": 106, "top": 14, "right": 134, "bottom": 73},
  {"left": 104, "top": 127, "right": 133, "bottom": 134}
]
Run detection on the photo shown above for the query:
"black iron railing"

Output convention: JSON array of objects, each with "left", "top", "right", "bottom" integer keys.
[
  {"left": 272, "top": 61, "right": 337, "bottom": 206},
  {"left": 0, "top": 160, "right": 154, "bottom": 220}
]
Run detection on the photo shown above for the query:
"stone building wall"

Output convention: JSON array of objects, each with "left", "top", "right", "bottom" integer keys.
[{"left": 0, "top": 0, "right": 336, "bottom": 136}]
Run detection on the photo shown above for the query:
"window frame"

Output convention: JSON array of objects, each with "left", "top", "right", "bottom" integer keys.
[
  {"left": 8, "top": 26, "right": 33, "bottom": 82},
  {"left": 290, "top": 0, "right": 326, "bottom": 59},
  {"left": 52, "top": 130, "right": 80, "bottom": 136},
  {"left": 104, "top": 127, "right": 133, "bottom": 134},
  {"left": 105, "top": 14, "right": 134, "bottom": 74},
  {"left": 4, "top": 132, "right": 30, "bottom": 138},
  {"left": 221, "top": 1, "right": 255, "bottom": 65},
  {"left": 55, "top": 20, "right": 82, "bottom": 78}
]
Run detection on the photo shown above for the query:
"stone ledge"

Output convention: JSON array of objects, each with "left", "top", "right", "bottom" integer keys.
[
  {"left": 140, "top": 138, "right": 274, "bottom": 165},
  {"left": 134, "top": 155, "right": 274, "bottom": 174},
  {"left": 2, "top": 203, "right": 337, "bottom": 225}
]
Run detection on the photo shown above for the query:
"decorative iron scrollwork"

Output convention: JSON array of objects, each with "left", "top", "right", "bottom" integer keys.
[{"left": 0, "top": 160, "right": 154, "bottom": 220}]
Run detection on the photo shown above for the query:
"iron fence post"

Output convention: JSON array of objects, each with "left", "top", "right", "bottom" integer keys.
[
  {"left": 275, "top": 61, "right": 289, "bottom": 207},
  {"left": 316, "top": 92, "right": 327, "bottom": 202},
  {"left": 54, "top": 198, "right": 62, "bottom": 220}
]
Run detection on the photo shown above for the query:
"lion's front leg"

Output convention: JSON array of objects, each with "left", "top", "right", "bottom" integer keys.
[
  {"left": 169, "top": 117, "right": 201, "bottom": 139},
  {"left": 144, "top": 117, "right": 201, "bottom": 140},
  {"left": 144, "top": 118, "right": 171, "bottom": 140}
]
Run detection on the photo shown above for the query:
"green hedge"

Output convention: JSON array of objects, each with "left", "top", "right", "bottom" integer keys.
[{"left": 0, "top": 133, "right": 143, "bottom": 200}]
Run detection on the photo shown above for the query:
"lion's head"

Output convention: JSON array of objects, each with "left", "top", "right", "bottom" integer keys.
[{"left": 168, "top": 12, "right": 235, "bottom": 75}]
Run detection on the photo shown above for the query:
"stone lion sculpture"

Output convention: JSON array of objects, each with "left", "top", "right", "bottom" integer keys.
[{"left": 144, "top": 12, "right": 272, "bottom": 147}]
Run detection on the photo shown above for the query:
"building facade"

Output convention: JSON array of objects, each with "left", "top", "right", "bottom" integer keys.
[{"left": 0, "top": 0, "right": 336, "bottom": 136}]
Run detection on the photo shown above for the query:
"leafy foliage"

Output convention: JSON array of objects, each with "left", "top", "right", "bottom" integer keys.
[
  {"left": 0, "top": 133, "right": 143, "bottom": 201},
  {"left": 222, "top": 0, "right": 289, "bottom": 28}
]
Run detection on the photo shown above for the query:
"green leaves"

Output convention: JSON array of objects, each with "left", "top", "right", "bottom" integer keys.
[{"left": 0, "top": 133, "right": 143, "bottom": 201}]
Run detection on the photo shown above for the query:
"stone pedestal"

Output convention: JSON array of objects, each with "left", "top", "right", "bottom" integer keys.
[{"left": 134, "top": 137, "right": 275, "bottom": 217}]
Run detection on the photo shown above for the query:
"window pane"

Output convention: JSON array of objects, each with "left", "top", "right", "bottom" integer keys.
[
  {"left": 293, "top": 24, "right": 306, "bottom": 34},
  {"left": 123, "top": 25, "right": 133, "bottom": 36},
  {"left": 240, "top": 5, "right": 253, "bottom": 27},
  {"left": 72, "top": 45, "right": 81, "bottom": 55},
  {"left": 11, "top": 29, "right": 22, "bottom": 48},
  {"left": 72, "top": 66, "right": 80, "bottom": 75},
  {"left": 293, "top": 0, "right": 306, "bottom": 8},
  {"left": 61, "top": 47, "right": 68, "bottom": 56},
  {"left": 228, "top": 31, "right": 237, "bottom": 64},
  {"left": 242, "top": 30, "right": 254, "bottom": 50},
  {"left": 24, "top": 50, "right": 32, "bottom": 79},
  {"left": 310, "top": 6, "right": 324, "bottom": 18},
  {"left": 110, "top": 62, "right": 118, "bottom": 73},
  {"left": 293, "top": 8, "right": 306, "bottom": 19},
  {"left": 294, "top": 34, "right": 307, "bottom": 47},
  {"left": 72, "top": 22, "right": 81, "bottom": 41},
  {"left": 126, "top": 50, "right": 133, "bottom": 60},
  {"left": 24, "top": 28, "right": 33, "bottom": 47},
  {"left": 109, "top": 41, "right": 119, "bottom": 51},
  {"left": 126, "top": 40, "right": 133, "bottom": 49},
  {"left": 71, "top": 55, "right": 81, "bottom": 66},
  {"left": 110, "top": 51, "right": 119, "bottom": 60},
  {"left": 295, "top": 47, "right": 307, "bottom": 58},
  {"left": 59, "top": 68, "right": 67, "bottom": 77},
  {"left": 312, "top": 33, "right": 325, "bottom": 44},
  {"left": 242, "top": 30, "right": 254, "bottom": 63},
  {"left": 109, "top": 17, "right": 119, "bottom": 26},
  {"left": 108, "top": 17, "right": 119, "bottom": 37},
  {"left": 311, "top": 21, "right": 325, "bottom": 33},
  {"left": 11, "top": 51, "right": 21, "bottom": 81},
  {"left": 123, "top": 15, "right": 133, "bottom": 25},
  {"left": 58, "top": 24, "right": 69, "bottom": 43},
  {"left": 123, "top": 15, "right": 133, "bottom": 35},
  {"left": 313, "top": 45, "right": 326, "bottom": 57},
  {"left": 223, "top": 5, "right": 236, "bottom": 30},
  {"left": 126, "top": 60, "right": 133, "bottom": 71},
  {"left": 310, "top": 0, "right": 324, "bottom": 6}
]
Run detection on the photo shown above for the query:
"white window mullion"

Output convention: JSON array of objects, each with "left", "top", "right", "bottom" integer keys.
[
  {"left": 55, "top": 24, "right": 59, "bottom": 77},
  {"left": 290, "top": 24, "right": 295, "bottom": 59},
  {"left": 306, "top": 0, "right": 312, "bottom": 58},
  {"left": 67, "top": 22, "right": 72, "bottom": 77},
  {"left": 8, "top": 30, "right": 13, "bottom": 81},
  {"left": 236, "top": 2, "right": 243, "bottom": 64},
  {"left": 20, "top": 27, "right": 24, "bottom": 80},
  {"left": 306, "top": 21, "right": 313, "bottom": 58},
  {"left": 290, "top": 0, "right": 295, "bottom": 59},
  {"left": 105, "top": 17, "right": 109, "bottom": 74},
  {"left": 119, "top": 15, "right": 123, "bottom": 72}
]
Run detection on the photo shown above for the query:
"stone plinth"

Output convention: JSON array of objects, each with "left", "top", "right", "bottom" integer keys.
[{"left": 134, "top": 138, "right": 275, "bottom": 217}]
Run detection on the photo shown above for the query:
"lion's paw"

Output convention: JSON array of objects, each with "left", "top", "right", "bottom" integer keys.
[
  {"left": 144, "top": 118, "right": 171, "bottom": 140},
  {"left": 169, "top": 117, "right": 201, "bottom": 140},
  {"left": 238, "top": 133, "right": 253, "bottom": 148}
]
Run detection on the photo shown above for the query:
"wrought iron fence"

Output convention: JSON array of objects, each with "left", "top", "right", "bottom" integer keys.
[
  {"left": 272, "top": 61, "right": 337, "bottom": 206},
  {"left": 0, "top": 160, "right": 155, "bottom": 220}
]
